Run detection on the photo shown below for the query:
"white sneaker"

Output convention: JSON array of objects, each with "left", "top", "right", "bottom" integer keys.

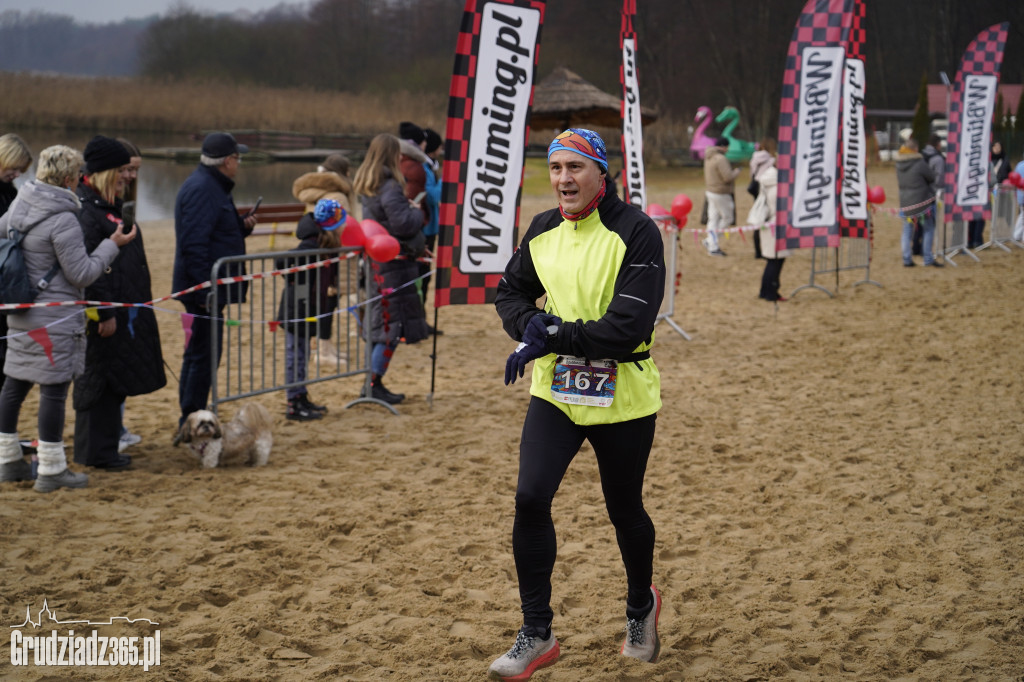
[
  {"left": 118, "top": 431, "right": 142, "bottom": 453},
  {"left": 488, "top": 628, "right": 559, "bottom": 681},
  {"left": 621, "top": 585, "right": 661, "bottom": 662}
]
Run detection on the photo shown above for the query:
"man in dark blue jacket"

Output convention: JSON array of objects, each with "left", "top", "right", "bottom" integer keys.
[{"left": 172, "top": 132, "right": 257, "bottom": 425}]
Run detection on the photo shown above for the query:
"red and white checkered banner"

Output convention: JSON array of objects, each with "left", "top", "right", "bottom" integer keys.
[
  {"left": 838, "top": 0, "right": 867, "bottom": 239},
  {"left": 943, "top": 22, "right": 1010, "bottom": 224},
  {"left": 619, "top": 0, "right": 646, "bottom": 212},
  {"left": 433, "top": 0, "right": 546, "bottom": 307},
  {"left": 775, "top": 0, "right": 857, "bottom": 252}
]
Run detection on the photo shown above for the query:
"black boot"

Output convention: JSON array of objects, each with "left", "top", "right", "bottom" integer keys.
[{"left": 364, "top": 375, "right": 404, "bottom": 404}]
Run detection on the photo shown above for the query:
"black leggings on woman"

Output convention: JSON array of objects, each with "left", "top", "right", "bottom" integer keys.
[
  {"left": 0, "top": 377, "right": 69, "bottom": 442},
  {"left": 514, "top": 396, "right": 657, "bottom": 635}
]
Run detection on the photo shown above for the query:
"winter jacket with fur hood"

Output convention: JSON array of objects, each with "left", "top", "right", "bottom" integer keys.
[
  {"left": 292, "top": 170, "right": 356, "bottom": 217},
  {"left": 0, "top": 179, "right": 119, "bottom": 384}
]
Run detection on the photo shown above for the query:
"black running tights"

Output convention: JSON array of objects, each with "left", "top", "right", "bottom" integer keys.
[{"left": 513, "top": 397, "right": 657, "bottom": 634}]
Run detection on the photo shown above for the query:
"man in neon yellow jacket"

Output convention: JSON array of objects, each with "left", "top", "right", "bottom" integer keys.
[{"left": 489, "top": 128, "right": 665, "bottom": 681}]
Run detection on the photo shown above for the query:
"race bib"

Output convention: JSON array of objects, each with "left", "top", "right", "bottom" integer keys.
[{"left": 550, "top": 355, "right": 617, "bottom": 407}]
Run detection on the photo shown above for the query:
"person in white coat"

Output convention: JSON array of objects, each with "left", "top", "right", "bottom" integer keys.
[{"left": 746, "top": 138, "right": 787, "bottom": 301}]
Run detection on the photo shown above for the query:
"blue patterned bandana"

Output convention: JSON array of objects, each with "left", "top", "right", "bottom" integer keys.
[{"left": 547, "top": 128, "right": 608, "bottom": 173}]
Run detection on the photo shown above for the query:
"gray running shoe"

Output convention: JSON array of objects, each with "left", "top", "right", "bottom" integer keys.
[
  {"left": 0, "top": 459, "right": 33, "bottom": 482},
  {"left": 34, "top": 468, "right": 89, "bottom": 493},
  {"left": 621, "top": 585, "right": 661, "bottom": 662},
  {"left": 488, "top": 628, "right": 559, "bottom": 681}
]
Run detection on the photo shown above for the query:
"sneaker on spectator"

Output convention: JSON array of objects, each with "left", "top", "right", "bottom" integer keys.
[
  {"left": 287, "top": 397, "right": 323, "bottom": 421},
  {"left": 298, "top": 393, "right": 327, "bottom": 414},
  {"left": 118, "top": 431, "right": 142, "bottom": 453},
  {"left": 621, "top": 585, "right": 661, "bottom": 663},
  {"left": 488, "top": 628, "right": 559, "bottom": 681}
]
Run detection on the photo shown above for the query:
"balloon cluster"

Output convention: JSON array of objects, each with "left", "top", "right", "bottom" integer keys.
[
  {"left": 1007, "top": 171, "right": 1024, "bottom": 189},
  {"left": 339, "top": 216, "right": 402, "bottom": 262},
  {"left": 647, "top": 193, "right": 694, "bottom": 228},
  {"left": 867, "top": 185, "right": 886, "bottom": 205}
]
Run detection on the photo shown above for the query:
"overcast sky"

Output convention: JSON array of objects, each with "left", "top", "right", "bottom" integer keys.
[{"left": 0, "top": 0, "right": 305, "bottom": 24}]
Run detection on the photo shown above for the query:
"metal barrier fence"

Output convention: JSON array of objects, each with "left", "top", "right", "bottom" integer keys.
[
  {"left": 790, "top": 222, "right": 881, "bottom": 298},
  {"left": 978, "top": 185, "right": 1023, "bottom": 253},
  {"left": 206, "top": 246, "right": 397, "bottom": 415},
  {"left": 654, "top": 219, "right": 691, "bottom": 340},
  {"left": 941, "top": 187, "right": 1024, "bottom": 264}
]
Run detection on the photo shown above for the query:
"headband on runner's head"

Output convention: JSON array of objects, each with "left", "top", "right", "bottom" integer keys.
[{"left": 547, "top": 128, "right": 608, "bottom": 173}]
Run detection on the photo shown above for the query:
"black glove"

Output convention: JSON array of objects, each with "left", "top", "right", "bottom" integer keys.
[{"left": 504, "top": 313, "right": 561, "bottom": 385}]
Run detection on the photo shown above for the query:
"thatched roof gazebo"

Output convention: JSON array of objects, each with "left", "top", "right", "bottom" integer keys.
[{"left": 529, "top": 65, "right": 658, "bottom": 131}]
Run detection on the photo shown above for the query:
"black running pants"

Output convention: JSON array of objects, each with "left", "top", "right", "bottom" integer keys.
[{"left": 513, "top": 396, "right": 657, "bottom": 634}]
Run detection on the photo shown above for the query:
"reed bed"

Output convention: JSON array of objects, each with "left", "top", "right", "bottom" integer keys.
[{"left": 0, "top": 71, "right": 702, "bottom": 161}]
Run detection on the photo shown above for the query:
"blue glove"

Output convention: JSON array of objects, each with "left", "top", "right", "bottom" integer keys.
[{"left": 504, "top": 314, "right": 561, "bottom": 385}]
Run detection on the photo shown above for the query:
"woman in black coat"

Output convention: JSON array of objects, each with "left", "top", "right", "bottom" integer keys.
[
  {"left": 72, "top": 136, "right": 166, "bottom": 470},
  {"left": 351, "top": 133, "right": 428, "bottom": 404}
]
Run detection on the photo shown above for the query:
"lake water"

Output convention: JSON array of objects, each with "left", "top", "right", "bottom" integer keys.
[{"left": 11, "top": 130, "right": 326, "bottom": 222}]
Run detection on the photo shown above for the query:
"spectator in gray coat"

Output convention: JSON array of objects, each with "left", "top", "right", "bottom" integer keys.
[
  {"left": 0, "top": 145, "right": 136, "bottom": 492},
  {"left": 895, "top": 137, "right": 940, "bottom": 267}
]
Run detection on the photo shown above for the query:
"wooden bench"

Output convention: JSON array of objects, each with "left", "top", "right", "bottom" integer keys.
[{"left": 238, "top": 202, "right": 306, "bottom": 248}]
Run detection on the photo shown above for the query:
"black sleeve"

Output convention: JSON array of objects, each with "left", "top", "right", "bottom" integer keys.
[
  {"left": 494, "top": 211, "right": 558, "bottom": 341},
  {"left": 79, "top": 207, "right": 117, "bottom": 322}
]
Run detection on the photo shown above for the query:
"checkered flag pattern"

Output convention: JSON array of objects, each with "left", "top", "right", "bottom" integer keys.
[
  {"left": 839, "top": 0, "right": 867, "bottom": 240},
  {"left": 775, "top": 0, "right": 855, "bottom": 252},
  {"left": 943, "top": 23, "right": 1010, "bottom": 224},
  {"left": 433, "top": 0, "right": 546, "bottom": 308}
]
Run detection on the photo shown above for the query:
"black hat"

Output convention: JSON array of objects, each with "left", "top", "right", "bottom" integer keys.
[
  {"left": 398, "top": 121, "right": 425, "bottom": 145},
  {"left": 201, "top": 132, "right": 249, "bottom": 158},
  {"left": 423, "top": 128, "right": 443, "bottom": 154},
  {"left": 714, "top": 136, "right": 730, "bottom": 148},
  {"left": 83, "top": 135, "right": 132, "bottom": 174}
]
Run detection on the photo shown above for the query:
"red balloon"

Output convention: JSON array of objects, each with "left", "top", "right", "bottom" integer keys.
[
  {"left": 646, "top": 203, "right": 670, "bottom": 219},
  {"left": 676, "top": 215, "right": 688, "bottom": 228},
  {"left": 361, "top": 219, "right": 388, "bottom": 240},
  {"left": 867, "top": 185, "right": 886, "bottom": 204},
  {"left": 365, "top": 233, "right": 401, "bottom": 262},
  {"left": 339, "top": 217, "right": 364, "bottom": 247},
  {"left": 671, "top": 193, "right": 693, "bottom": 220},
  {"left": 1009, "top": 171, "right": 1022, "bottom": 187}
]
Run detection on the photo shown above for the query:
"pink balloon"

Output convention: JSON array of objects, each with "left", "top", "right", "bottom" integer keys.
[
  {"left": 671, "top": 193, "right": 693, "bottom": 220},
  {"left": 647, "top": 203, "right": 670, "bottom": 219},
  {"left": 867, "top": 186, "right": 886, "bottom": 204},
  {"left": 365, "top": 233, "right": 401, "bottom": 262},
  {"left": 361, "top": 219, "right": 388, "bottom": 240},
  {"left": 339, "top": 217, "right": 364, "bottom": 247}
]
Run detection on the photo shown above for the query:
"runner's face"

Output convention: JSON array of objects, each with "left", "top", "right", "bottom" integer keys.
[{"left": 549, "top": 150, "right": 604, "bottom": 215}]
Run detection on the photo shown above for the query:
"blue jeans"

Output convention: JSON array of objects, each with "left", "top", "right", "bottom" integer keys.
[
  {"left": 371, "top": 340, "right": 399, "bottom": 378},
  {"left": 284, "top": 330, "right": 310, "bottom": 400},
  {"left": 178, "top": 300, "right": 225, "bottom": 424},
  {"left": 902, "top": 207, "right": 936, "bottom": 264}
]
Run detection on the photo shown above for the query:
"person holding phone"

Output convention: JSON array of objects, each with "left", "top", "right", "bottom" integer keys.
[
  {"left": 72, "top": 136, "right": 166, "bottom": 471},
  {"left": 172, "top": 132, "right": 257, "bottom": 426}
]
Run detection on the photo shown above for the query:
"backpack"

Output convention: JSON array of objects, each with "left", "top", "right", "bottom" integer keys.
[{"left": 0, "top": 227, "right": 61, "bottom": 313}]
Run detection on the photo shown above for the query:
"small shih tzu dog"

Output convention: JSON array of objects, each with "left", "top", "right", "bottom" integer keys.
[{"left": 173, "top": 403, "right": 273, "bottom": 468}]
